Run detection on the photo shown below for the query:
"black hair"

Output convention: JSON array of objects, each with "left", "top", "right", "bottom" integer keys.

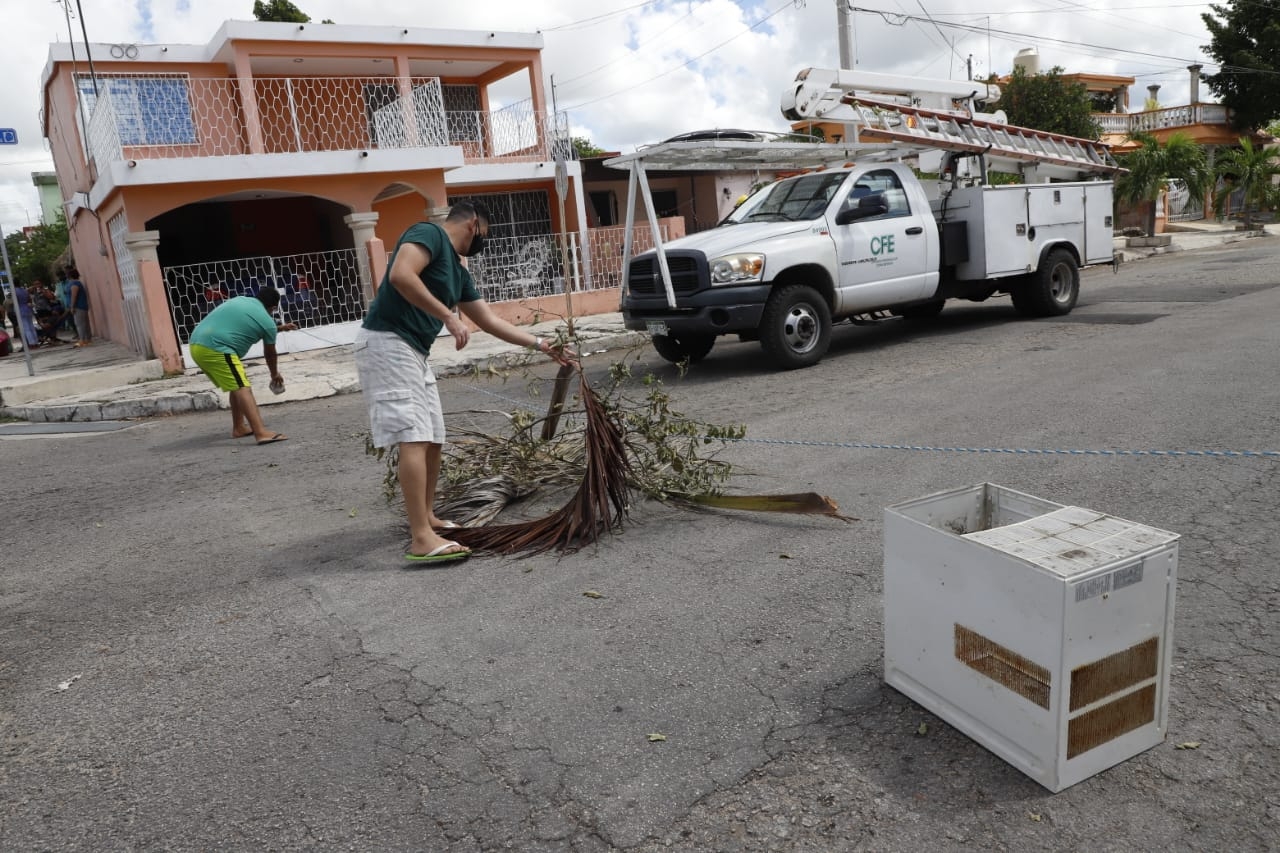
[
  {"left": 446, "top": 200, "right": 491, "bottom": 227},
  {"left": 256, "top": 286, "right": 280, "bottom": 310}
]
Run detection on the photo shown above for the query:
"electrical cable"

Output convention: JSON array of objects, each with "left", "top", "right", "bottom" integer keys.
[{"left": 562, "top": 0, "right": 798, "bottom": 111}]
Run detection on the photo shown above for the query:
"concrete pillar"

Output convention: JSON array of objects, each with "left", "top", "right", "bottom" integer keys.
[
  {"left": 1146, "top": 84, "right": 1161, "bottom": 108},
  {"left": 125, "top": 230, "right": 183, "bottom": 374},
  {"left": 344, "top": 211, "right": 380, "bottom": 305},
  {"left": 233, "top": 47, "right": 265, "bottom": 155},
  {"left": 1188, "top": 64, "right": 1202, "bottom": 105},
  {"left": 426, "top": 198, "right": 449, "bottom": 222},
  {"left": 394, "top": 54, "right": 420, "bottom": 147}
]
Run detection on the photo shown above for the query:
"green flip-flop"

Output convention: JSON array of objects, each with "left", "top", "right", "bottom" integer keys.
[{"left": 405, "top": 541, "right": 471, "bottom": 565}]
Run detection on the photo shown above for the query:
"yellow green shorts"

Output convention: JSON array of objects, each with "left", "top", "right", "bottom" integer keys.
[{"left": 191, "top": 343, "right": 250, "bottom": 392}]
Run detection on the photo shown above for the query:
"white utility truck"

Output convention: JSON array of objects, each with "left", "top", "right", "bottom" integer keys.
[{"left": 609, "top": 68, "right": 1123, "bottom": 369}]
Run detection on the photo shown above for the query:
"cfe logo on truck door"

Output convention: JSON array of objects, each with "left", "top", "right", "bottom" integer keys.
[{"left": 842, "top": 232, "right": 901, "bottom": 268}]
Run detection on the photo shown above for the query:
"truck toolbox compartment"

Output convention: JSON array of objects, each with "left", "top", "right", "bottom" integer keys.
[{"left": 939, "top": 220, "right": 969, "bottom": 266}]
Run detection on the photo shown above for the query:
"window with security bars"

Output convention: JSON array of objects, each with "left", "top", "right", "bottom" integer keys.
[
  {"left": 77, "top": 74, "right": 197, "bottom": 146},
  {"left": 448, "top": 190, "right": 559, "bottom": 302}
]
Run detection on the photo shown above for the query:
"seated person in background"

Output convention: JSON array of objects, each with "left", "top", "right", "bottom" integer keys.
[
  {"left": 31, "top": 282, "right": 68, "bottom": 344},
  {"left": 30, "top": 281, "right": 53, "bottom": 318}
]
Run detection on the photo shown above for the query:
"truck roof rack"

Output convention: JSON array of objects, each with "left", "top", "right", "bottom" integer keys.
[{"left": 603, "top": 139, "right": 928, "bottom": 172}]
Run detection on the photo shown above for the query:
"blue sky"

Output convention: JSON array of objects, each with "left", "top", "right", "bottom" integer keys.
[{"left": 0, "top": 0, "right": 1228, "bottom": 228}]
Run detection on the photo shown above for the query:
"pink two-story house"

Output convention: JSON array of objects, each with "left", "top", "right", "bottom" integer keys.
[{"left": 40, "top": 20, "right": 621, "bottom": 372}]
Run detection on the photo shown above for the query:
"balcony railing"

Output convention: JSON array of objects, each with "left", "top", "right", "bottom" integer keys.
[
  {"left": 84, "top": 74, "right": 573, "bottom": 171},
  {"left": 1095, "top": 104, "right": 1233, "bottom": 137}
]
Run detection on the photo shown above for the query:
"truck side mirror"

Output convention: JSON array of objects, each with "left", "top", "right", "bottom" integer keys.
[{"left": 835, "top": 193, "right": 890, "bottom": 225}]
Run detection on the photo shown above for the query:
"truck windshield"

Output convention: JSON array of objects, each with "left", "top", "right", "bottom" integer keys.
[{"left": 735, "top": 172, "right": 847, "bottom": 223}]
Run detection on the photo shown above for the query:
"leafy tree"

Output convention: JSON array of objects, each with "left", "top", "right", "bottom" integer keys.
[
  {"left": 252, "top": 0, "right": 310, "bottom": 23},
  {"left": 3, "top": 214, "right": 70, "bottom": 287},
  {"left": 996, "top": 66, "right": 1103, "bottom": 140},
  {"left": 1113, "top": 132, "right": 1213, "bottom": 236},
  {"left": 1213, "top": 137, "right": 1280, "bottom": 228},
  {"left": 571, "top": 137, "right": 606, "bottom": 159},
  {"left": 1202, "top": 1, "right": 1280, "bottom": 131}
]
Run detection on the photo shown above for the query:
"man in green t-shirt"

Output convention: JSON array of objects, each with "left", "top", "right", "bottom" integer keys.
[
  {"left": 355, "top": 201, "right": 574, "bottom": 565},
  {"left": 190, "top": 286, "right": 297, "bottom": 445}
]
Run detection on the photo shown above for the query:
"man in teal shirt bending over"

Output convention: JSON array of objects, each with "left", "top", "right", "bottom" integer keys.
[{"left": 190, "top": 286, "right": 296, "bottom": 444}]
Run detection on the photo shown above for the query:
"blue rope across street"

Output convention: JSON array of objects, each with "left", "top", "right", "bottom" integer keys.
[
  {"left": 720, "top": 436, "right": 1280, "bottom": 460},
  {"left": 460, "top": 383, "right": 1280, "bottom": 461}
]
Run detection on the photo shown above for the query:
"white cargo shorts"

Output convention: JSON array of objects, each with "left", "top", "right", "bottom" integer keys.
[{"left": 353, "top": 328, "right": 445, "bottom": 448}]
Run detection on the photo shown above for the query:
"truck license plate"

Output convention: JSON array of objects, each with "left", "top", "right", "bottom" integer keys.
[{"left": 645, "top": 321, "right": 669, "bottom": 337}]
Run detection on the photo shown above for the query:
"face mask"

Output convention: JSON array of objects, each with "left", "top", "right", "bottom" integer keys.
[{"left": 462, "top": 224, "right": 487, "bottom": 257}]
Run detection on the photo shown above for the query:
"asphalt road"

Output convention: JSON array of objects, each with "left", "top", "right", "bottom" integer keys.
[{"left": 3, "top": 241, "right": 1278, "bottom": 851}]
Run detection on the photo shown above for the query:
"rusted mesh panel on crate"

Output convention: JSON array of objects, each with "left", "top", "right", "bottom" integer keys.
[
  {"left": 1067, "top": 684, "right": 1156, "bottom": 758},
  {"left": 1070, "top": 638, "right": 1159, "bottom": 712},
  {"left": 955, "top": 625, "right": 1051, "bottom": 710}
]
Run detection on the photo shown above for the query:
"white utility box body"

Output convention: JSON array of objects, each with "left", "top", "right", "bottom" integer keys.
[{"left": 883, "top": 483, "right": 1179, "bottom": 792}]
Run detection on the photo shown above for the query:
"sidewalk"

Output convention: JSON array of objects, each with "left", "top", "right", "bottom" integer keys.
[
  {"left": 1, "top": 221, "right": 1273, "bottom": 424},
  {"left": 0, "top": 313, "right": 643, "bottom": 424}
]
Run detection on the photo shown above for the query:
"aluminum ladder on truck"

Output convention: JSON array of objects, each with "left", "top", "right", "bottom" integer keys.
[{"left": 843, "top": 96, "right": 1124, "bottom": 181}]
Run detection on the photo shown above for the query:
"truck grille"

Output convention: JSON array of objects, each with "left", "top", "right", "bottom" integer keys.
[{"left": 626, "top": 253, "right": 706, "bottom": 296}]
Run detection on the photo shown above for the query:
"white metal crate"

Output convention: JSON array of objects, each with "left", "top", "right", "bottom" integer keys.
[{"left": 883, "top": 483, "right": 1179, "bottom": 792}]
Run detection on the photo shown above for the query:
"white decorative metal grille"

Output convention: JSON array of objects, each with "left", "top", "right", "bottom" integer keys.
[
  {"left": 162, "top": 249, "right": 364, "bottom": 345},
  {"left": 86, "top": 88, "right": 124, "bottom": 174},
  {"left": 107, "top": 212, "right": 153, "bottom": 358},
  {"left": 79, "top": 75, "right": 573, "bottom": 166},
  {"left": 584, "top": 224, "right": 671, "bottom": 291}
]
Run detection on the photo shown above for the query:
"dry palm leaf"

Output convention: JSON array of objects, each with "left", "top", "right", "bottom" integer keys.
[
  {"left": 431, "top": 474, "right": 538, "bottom": 528},
  {"left": 447, "top": 370, "right": 632, "bottom": 555},
  {"left": 370, "top": 355, "right": 852, "bottom": 556},
  {"left": 679, "top": 491, "right": 856, "bottom": 521}
]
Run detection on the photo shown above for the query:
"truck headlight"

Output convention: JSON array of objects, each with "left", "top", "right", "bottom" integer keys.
[{"left": 710, "top": 253, "right": 765, "bottom": 284}]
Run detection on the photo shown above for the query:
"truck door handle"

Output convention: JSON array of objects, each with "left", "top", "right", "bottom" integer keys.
[{"left": 905, "top": 226, "right": 924, "bottom": 235}]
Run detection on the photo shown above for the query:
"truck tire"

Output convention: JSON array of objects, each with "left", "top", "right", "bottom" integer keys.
[
  {"left": 1012, "top": 248, "right": 1078, "bottom": 317},
  {"left": 759, "top": 284, "right": 831, "bottom": 369},
  {"left": 651, "top": 333, "right": 715, "bottom": 364}
]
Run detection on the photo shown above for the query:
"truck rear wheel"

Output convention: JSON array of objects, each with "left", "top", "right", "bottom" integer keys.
[
  {"left": 1012, "top": 248, "right": 1078, "bottom": 317},
  {"left": 759, "top": 284, "right": 831, "bottom": 369},
  {"left": 651, "top": 333, "right": 715, "bottom": 364}
]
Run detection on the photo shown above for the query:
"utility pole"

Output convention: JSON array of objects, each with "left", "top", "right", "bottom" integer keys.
[
  {"left": 836, "top": 0, "right": 855, "bottom": 69},
  {"left": 0, "top": 226, "right": 35, "bottom": 375}
]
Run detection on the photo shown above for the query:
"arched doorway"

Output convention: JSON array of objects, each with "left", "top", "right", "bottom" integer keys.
[{"left": 149, "top": 192, "right": 367, "bottom": 360}]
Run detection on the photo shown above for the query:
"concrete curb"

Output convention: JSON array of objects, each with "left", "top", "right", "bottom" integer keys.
[{"left": 6, "top": 329, "right": 649, "bottom": 423}]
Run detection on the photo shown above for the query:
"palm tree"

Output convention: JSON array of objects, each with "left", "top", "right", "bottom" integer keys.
[
  {"left": 1114, "top": 132, "right": 1214, "bottom": 237},
  {"left": 1213, "top": 137, "right": 1280, "bottom": 230}
]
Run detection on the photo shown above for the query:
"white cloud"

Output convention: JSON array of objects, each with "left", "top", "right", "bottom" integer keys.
[{"left": 0, "top": 0, "right": 1223, "bottom": 232}]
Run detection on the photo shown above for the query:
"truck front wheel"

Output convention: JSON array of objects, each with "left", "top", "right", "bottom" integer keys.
[
  {"left": 651, "top": 333, "right": 715, "bottom": 364},
  {"left": 759, "top": 284, "right": 832, "bottom": 369},
  {"left": 1012, "top": 248, "right": 1078, "bottom": 317}
]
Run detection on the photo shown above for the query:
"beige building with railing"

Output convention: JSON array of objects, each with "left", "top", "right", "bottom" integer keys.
[
  {"left": 1068, "top": 66, "right": 1263, "bottom": 229},
  {"left": 40, "top": 20, "right": 629, "bottom": 372}
]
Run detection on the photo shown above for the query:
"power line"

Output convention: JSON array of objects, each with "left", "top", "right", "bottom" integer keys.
[
  {"left": 553, "top": 3, "right": 703, "bottom": 91},
  {"left": 851, "top": 6, "right": 1214, "bottom": 69},
  {"left": 562, "top": 0, "right": 799, "bottom": 111},
  {"left": 542, "top": 0, "right": 666, "bottom": 32}
]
